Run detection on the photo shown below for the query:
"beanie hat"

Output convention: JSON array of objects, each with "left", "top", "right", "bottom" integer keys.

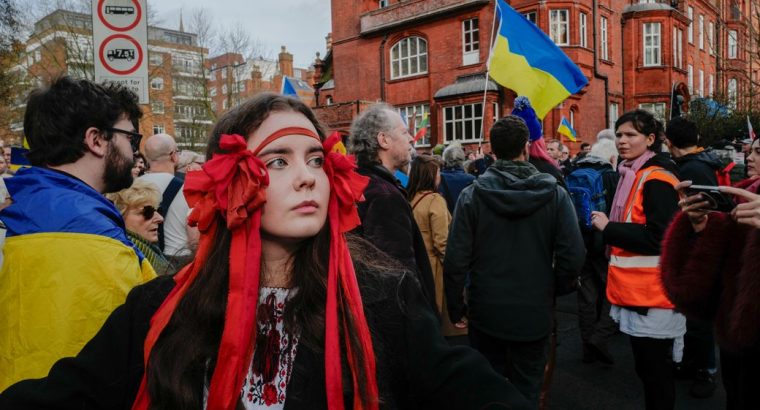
[{"left": 511, "top": 96, "right": 542, "bottom": 142}]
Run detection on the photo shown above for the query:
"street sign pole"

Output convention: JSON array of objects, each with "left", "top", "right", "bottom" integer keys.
[{"left": 92, "top": 0, "right": 149, "bottom": 104}]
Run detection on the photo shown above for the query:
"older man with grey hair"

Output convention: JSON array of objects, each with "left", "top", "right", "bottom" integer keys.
[
  {"left": 439, "top": 144, "right": 475, "bottom": 213},
  {"left": 349, "top": 103, "right": 436, "bottom": 311}
]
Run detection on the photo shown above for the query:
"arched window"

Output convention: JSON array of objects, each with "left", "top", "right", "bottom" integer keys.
[{"left": 390, "top": 36, "right": 428, "bottom": 79}]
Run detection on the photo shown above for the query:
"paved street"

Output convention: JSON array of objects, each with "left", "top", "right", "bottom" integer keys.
[{"left": 450, "top": 293, "right": 727, "bottom": 409}]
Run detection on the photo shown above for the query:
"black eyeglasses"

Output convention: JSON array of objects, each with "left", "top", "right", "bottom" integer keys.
[
  {"left": 107, "top": 127, "right": 143, "bottom": 152},
  {"left": 139, "top": 205, "right": 157, "bottom": 220}
]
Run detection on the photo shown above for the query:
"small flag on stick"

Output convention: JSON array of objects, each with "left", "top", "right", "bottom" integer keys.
[{"left": 557, "top": 116, "right": 577, "bottom": 142}]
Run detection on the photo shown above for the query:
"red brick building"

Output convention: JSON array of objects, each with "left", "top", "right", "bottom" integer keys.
[{"left": 314, "top": 0, "right": 755, "bottom": 151}]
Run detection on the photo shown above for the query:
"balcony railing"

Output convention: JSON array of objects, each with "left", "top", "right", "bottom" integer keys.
[{"left": 361, "top": 0, "right": 489, "bottom": 35}]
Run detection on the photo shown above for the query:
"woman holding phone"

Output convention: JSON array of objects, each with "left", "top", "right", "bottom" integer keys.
[{"left": 590, "top": 109, "right": 684, "bottom": 410}]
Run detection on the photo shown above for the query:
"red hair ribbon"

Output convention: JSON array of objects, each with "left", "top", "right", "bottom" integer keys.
[{"left": 132, "top": 131, "right": 377, "bottom": 410}]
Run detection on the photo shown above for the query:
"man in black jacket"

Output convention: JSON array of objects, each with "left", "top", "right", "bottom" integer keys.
[
  {"left": 664, "top": 116, "right": 719, "bottom": 398},
  {"left": 348, "top": 103, "right": 436, "bottom": 312},
  {"left": 444, "top": 115, "right": 585, "bottom": 407}
]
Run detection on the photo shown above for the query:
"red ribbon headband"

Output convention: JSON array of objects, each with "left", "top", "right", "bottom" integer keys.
[{"left": 250, "top": 126, "right": 321, "bottom": 156}]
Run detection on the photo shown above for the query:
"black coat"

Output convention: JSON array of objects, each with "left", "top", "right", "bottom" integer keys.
[
  {"left": 444, "top": 160, "right": 585, "bottom": 341},
  {"left": 354, "top": 163, "right": 437, "bottom": 313},
  {"left": 0, "top": 269, "right": 530, "bottom": 409},
  {"left": 672, "top": 149, "right": 722, "bottom": 186}
]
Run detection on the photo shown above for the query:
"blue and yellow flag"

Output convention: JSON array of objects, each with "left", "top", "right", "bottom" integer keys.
[
  {"left": 557, "top": 116, "right": 577, "bottom": 142},
  {"left": 488, "top": 0, "right": 588, "bottom": 119}
]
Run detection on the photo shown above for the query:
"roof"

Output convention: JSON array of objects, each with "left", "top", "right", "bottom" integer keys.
[
  {"left": 434, "top": 73, "right": 498, "bottom": 99},
  {"left": 320, "top": 79, "right": 335, "bottom": 90},
  {"left": 622, "top": 3, "right": 674, "bottom": 13}
]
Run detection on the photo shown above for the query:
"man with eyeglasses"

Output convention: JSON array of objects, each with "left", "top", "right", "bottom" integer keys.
[
  {"left": 0, "top": 76, "right": 156, "bottom": 390},
  {"left": 140, "top": 133, "right": 199, "bottom": 264}
]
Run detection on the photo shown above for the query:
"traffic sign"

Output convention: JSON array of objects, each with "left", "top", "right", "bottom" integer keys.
[{"left": 92, "top": 0, "right": 148, "bottom": 104}]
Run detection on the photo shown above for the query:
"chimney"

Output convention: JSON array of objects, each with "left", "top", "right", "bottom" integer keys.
[
  {"left": 325, "top": 33, "right": 333, "bottom": 51},
  {"left": 278, "top": 46, "right": 294, "bottom": 77}
]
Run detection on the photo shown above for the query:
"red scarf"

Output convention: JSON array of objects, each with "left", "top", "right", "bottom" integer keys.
[{"left": 131, "top": 131, "right": 378, "bottom": 410}]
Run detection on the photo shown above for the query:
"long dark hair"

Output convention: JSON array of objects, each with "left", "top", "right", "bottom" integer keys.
[
  {"left": 406, "top": 154, "right": 441, "bottom": 201},
  {"left": 147, "top": 93, "right": 383, "bottom": 408}
]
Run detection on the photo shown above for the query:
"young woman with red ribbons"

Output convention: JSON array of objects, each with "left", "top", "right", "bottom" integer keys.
[{"left": 0, "top": 93, "right": 528, "bottom": 410}]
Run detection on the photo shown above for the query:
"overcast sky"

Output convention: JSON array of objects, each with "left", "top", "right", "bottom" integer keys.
[{"left": 153, "top": 0, "right": 331, "bottom": 68}]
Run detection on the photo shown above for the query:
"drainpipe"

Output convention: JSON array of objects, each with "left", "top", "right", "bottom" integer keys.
[
  {"left": 379, "top": 34, "right": 389, "bottom": 101},
  {"left": 593, "top": 0, "right": 611, "bottom": 128}
]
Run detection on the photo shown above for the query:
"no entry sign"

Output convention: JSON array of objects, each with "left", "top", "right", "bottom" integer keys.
[{"left": 92, "top": 0, "right": 148, "bottom": 104}]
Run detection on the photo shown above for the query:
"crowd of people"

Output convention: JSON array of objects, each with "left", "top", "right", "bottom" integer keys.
[{"left": 0, "top": 75, "right": 758, "bottom": 410}]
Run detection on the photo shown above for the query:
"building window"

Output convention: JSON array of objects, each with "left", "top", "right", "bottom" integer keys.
[
  {"left": 150, "top": 77, "right": 164, "bottom": 90},
  {"left": 643, "top": 22, "right": 661, "bottom": 66},
  {"left": 609, "top": 102, "right": 619, "bottom": 129},
  {"left": 151, "top": 101, "right": 164, "bottom": 114},
  {"left": 698, "top": 15, "right": 704, "bottom": 50},
  {"left": 223, "top": 99, "right": 228, "bottom": 110},
  {"left": 600, "top": 17, "right": 608, "bottom": 60},
  {"left": 152, "top": 124, "right": 165, "bottom": 135},
  {"left": 728, "top": 30, "right": 738, "bottom": 59},
  {"left": 709, "top": 74, "right": 714, "bottom": 96},
  {"left": 34, "top": 49, "right": 41, "bottom": 62},
  {"left": 390, "top": 36, "right": 428, "bottom": 79},
  {"left": 325, "top": 95, "right": 333, "bottom": 105},
  {"left": 687, "top": 64, "right": 694, "bottom": 93},
  {"left": 687, "top": 7, "right": 693, "bottom": 44},
  {"left": 698, "top": 69, "right": 704, "bottom": 97},
  {"left": 549, "top": 10, "right": 569, "bottom": 46},
  {"left": 222, "top": 84, "right": 227, "bottom": 95},
  {"left": 210, "top": 87, "right": 217, "bottom": 97},
  {"left": 673, "top": 28, "right": 683, "bottom": 69},
  {"left": 398, "top": 104, "right": 431, "bottom": 147},
  {"left": 728, "top": 78, "right": 738, "bottom": 109},
  {"left": 492, "top": 102, "right": 500, "bottom": 123},
  {"left": 221, "top": 69, "right": 227, "bottom": 80},
  {"left": 149, "top": 53, "right": 163, "bottom": 66},
  {"left": 579, "top": 12, "right": 588, "bottom": 48},
  {"left": 238, "top": 81, "right": 246, "bottom": 92},
  {"left": 444, "top": 103, "right": 483, "bottom": 143},
  {"left": 708, "top": 21, "right": 714, "bottom": 55},
  {"left": 379, "top": 0, "right": 388, "bottom": 8},
  {"left": 524, "top": 11, "right": 537, "bottom": 24},
  {"left": 462, "top": 18, "right": 480, "bottom": 65},
  {"left": 638, "top": 103, "right": 666, "bottom": 122},
  {"left": 569, "top": 109, "right": 576, "bottom": 128}
]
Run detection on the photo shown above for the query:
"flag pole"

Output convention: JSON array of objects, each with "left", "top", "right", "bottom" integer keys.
[{"left": 478, "top": 0, "right": 500, "bottom": 152}]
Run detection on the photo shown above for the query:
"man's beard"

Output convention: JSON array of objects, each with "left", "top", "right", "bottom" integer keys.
[{"left": 103, "top": 142, "right": 134, "bottom": 193}]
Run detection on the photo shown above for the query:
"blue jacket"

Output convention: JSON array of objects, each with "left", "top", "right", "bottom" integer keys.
[{"left": 438, "top": 167, "right": 475, "bottom": 213}]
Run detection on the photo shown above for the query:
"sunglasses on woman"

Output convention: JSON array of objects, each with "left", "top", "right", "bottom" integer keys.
[{"left": 139, "top": 205, "right": 158, "bottom": 220}]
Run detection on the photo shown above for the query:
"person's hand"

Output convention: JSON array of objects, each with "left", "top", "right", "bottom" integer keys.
[
  {"left": 590, "top": 211, "right": 609, "bottom": 231},
  {"left": 676, "top": 181, "right": 711, "bottom": 233},
  {"left": 720, "top": 186, "right": 760, "bottom": 228}
]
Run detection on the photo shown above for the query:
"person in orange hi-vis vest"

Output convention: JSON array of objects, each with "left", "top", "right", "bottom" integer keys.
[{"left": 590, "top": 109, "right": 685, "bottom": 410}]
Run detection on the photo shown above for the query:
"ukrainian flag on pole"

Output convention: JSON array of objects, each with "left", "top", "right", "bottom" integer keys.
[
  {"left": 557, "top": 116, "right": 577, "bottom": 142},
  {"left": 488, "top": 0, "right": 588, "bottom": 119}
]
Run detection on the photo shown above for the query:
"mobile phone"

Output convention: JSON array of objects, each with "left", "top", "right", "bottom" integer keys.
[{"left": 684, "top": 185, "right": 736, "bottom": 212}]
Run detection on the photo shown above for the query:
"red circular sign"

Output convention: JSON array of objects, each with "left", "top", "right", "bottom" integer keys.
[
  {"left": 99, "top": 34, "right": 143, "bottom": 75},
  {"left": 97, "top": 0, "right": 142, "bottom": 32}
]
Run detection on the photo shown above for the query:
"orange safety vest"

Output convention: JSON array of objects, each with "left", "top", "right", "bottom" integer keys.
[{"left": 607, "top": 166, "right": 679, "bottom": 309}]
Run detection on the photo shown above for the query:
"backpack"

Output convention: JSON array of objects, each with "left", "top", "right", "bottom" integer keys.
[
  {"left": 716, "top": 162, "right": 735, "bottom": 186},
  {"left": 566, "top": 167, "right": 609, "bottom": 230}
]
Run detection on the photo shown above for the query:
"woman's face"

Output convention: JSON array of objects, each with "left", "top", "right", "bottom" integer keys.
[
  {"left": 615, "top": 121, "right": 655, "bottom": 160},
  {"left": 132, "top": 158, "right": 145, "bottom": 178},
  {"left": 247, "top": 110, "right": 330, "bottom": 244},
  {"left": 124, "top": 202, "right": 163, "bottom": 243},
  {"left": 747, "top": 139, "right": 760, "bottom": 177}
]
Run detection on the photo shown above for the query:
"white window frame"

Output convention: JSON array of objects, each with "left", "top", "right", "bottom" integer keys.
[
  {"left": 600, "top": 17, "right": 608, "bottom": 60},
  {"left": 698, "top": 69, "right": 704, "bottom": 97},
  {"left": 579, "top": 12, "right": 587, "bottom": 48},
  {"left": 379, "top": 0, "right": 388, "bottom": 8},
  {"left": 524, "top": 11, "right": 537, "bottom": 24},
  {"left": 390, "top": 37, "right": 429, "bottom": 79},
  {"left": 397, "top": 104, "right": 431, "bottom": 147},
  {"left": 728, "top": 30, "right": 738, "bottom": 59},
  {"left": 698, "top": 15, "right": 704, "bottom": 50},
  {"left": 709, "top": 74, "right": 714, "bottom": 96},
  {"left": 210, "top": 87, "right": 217, "bottom": 97},
  {"left": 151, "top": 101, "right": 164, "bottom": 114},
  {"left": 149, "top": 52, "right": 163, "bottom": 66},
  {"left": 222, "top": 84, "right": 228, "bottom": 95},
  {"left": 687, "top": 64, "right": 694, "bottom": 93},
  {"left": 643, "top": 22, "right": 661, "bottom": 66},
  {"left": 687, "top": 7, "right": 694, "bottom": 44},
  {"left": 462, "top": 18, "right": 480, "bottom": 65},
  {"left": 152, "top": 124, "right": 165, "bottom": 135},
  {"left": 549, "top": 9, "right": 569, "bottom": 46},
  {"left": 150, "top": 77, "right": 164, "bottom": 90},
  {"left": 708, "top": 21, "right": 714, "bottom": 55},
  {"left": 673, "top": 28, "right": 683, "bottom": 69},
  {"left": 609, "top": 102, "right": 619, "bottom": 129},
  {"left": 728, "top": 78, "right": 738, "bottom": 109},
  {"left": 638, "top": 102, "right": 667, "bottom": 122},
  {"left": 443, "top": 103, "right": 484, "bottom": 143},
  {"left": 569, "top": 109, "right": 576, "bottom": 128}
]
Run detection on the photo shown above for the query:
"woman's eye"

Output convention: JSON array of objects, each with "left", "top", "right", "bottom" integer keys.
[
  {"left": 266, "top": 158, "right": 287, "bottom": 169},
  {"left": 308, "top": 156, "right": 324, "bottom": 167}
]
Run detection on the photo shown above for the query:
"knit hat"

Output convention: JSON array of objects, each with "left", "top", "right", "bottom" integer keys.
[
  {"left": 132, "top": 131, "right": 378, "bottom": 410},
  {"left": 511, "top": 96, "right": 543, "bottom": 142}
]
